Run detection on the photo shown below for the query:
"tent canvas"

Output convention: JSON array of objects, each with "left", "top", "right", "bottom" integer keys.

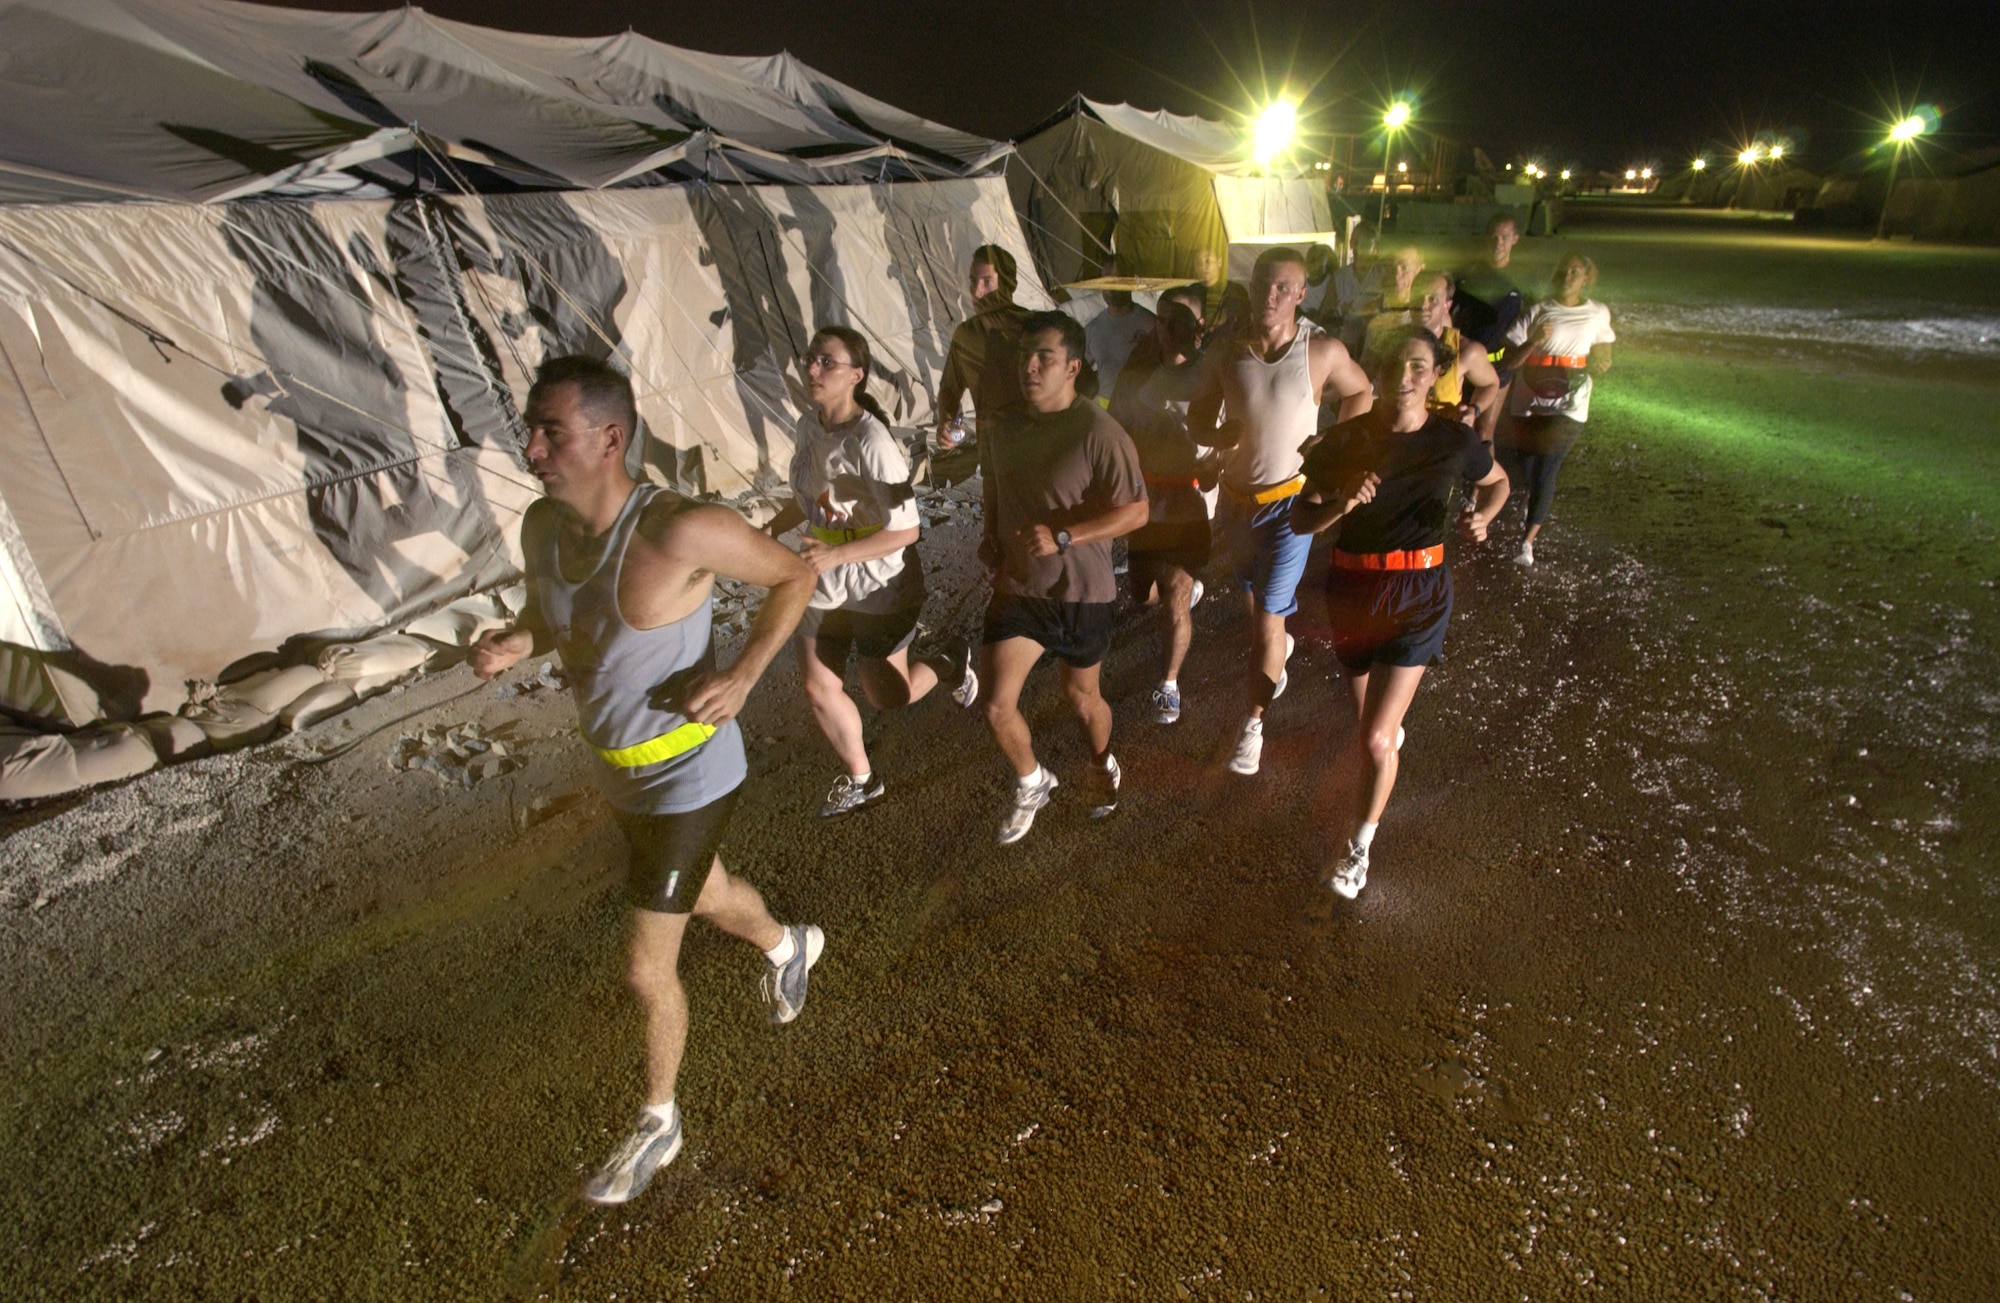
[
  {"left": 1010, "top": 96, "right": 1333, "bottom": 290},
  {"left": 0, "top": 0, "right": 1049, "bottom": 731}
]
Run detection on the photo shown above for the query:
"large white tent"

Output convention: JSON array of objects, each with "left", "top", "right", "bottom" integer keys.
[
  {"left": 1010, "top": 96, "right": 1334, "bottom": 290},
  {"left": 0, "top": 0, "right": 1048, "bottom": 782}
]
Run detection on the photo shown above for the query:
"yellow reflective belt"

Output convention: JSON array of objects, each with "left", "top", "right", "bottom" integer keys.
[
  {"left": 809, "top": 522, "right": 884, "bottom": 545},
  {"left": 592, "top": 721, "right": 717, "bottom": 768},
  {"left": 1227, "top": 475, "right": 1306, "bottom": 506}
]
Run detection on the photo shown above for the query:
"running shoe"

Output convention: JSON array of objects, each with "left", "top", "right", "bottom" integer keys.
[
  {"left": 997, "top": 769, "right": 1058, "bottom": 845},
  {"left": 1228, "top": 716, "right": 1264, "bottom": 775},
  {"left": 1513, "top": 542, "right": 1534, "bottom": 567},
  {"left": 1188, "top": 578, "right": 1205, "bottom": 609},
  {"left": 583, "top": 1104, "right": 683, "bottom": 1205},
  {"left": 759, "top": 923, "right": 825, "bottom": 1025},
  {"left": 1328, "top": 841, "right": 1370, "bottom": 899},
  {"left": 1087, "top": 754, "right": 1121, "bottom": 819},
  {"left": 818, "top": 772, "right": 885, "bottom": 818},
  {"left": 1151, "top": 682, "right": 1183, "bottom": 725},
  {"left": 939, "top": 637, "right": 979, "bottom": 709},
  {"left": 1270, "top": 632, "right": 1297, "bottom": 701}
]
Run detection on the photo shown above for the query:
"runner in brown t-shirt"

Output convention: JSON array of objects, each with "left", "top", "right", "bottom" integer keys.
[
  {"left": 978, "top": 312, "right": 1149, "bottom": 845},
  {"left": 936, "top": 245, "right": 1029, "bottom": 455}
]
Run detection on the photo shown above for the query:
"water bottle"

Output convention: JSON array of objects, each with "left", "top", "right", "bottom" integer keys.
[{"left": 939, "top": 415, "right": 967, "bottom": 452}]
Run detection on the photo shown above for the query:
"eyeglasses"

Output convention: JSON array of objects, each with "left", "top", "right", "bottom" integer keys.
[{"left": 805, "top": 353, "right": 855, "bottom": 372}]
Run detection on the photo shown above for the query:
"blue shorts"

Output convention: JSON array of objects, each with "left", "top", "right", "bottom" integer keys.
[{"left": 1225, "top": 494, "right": 1313, "bottom": 618}]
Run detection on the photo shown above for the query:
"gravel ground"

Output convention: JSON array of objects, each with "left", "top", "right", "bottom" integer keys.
[{"left": 4, "top": 209, "right": 1998, "bottom": 1300}]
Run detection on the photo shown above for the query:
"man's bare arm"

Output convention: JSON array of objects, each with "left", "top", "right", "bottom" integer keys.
[
  {"left": 1460, "top": 342, "right": 1502, "bottom": 440},
  {"left": 1185, "top": 349, "right": 1234, "bottom": 448},
  {"left": 471, "top": 501, "right": 556, "bottom": 679},
  {"left": 1315, "top": 335, "right": 1373, "bottom": 423},
  {"left": 668, "top": 505, "right": 815, "bottom": 726},
  {"left": 1022, "top": 499, "right": 1151, "bottom": 557}
]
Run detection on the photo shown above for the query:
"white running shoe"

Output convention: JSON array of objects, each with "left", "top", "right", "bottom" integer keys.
[
  {"left": 1151, "top": 681, "right": 1183, "bottom": 725},
  {"left": 759, "top": 923, "right": 825, "bottom": 1024},
  {"left": 936, "top": 637, "right": 979, "bottom": 708},
  {"left": 1188, "top": 578, "right": 1205, "bottom": 609},
  {"left": 584, "top": 1105, "right": 684, "bottom": 1205},
  {"left": 1269, "top": 632, "right": 1297, "bottom": 701},
  {"left": 998, "top": 769, "right": 1058, "bottom": 845},
  {"left": 1088, "top": 754, "right": 1121, "bottom": 818},
  {"left": 1329, "top": 841, "right": 1370, "bottom": 899},
  {"left": 1228, "top": 716, "right": 1264, "bottom": 775},
  {"left": 818, "top": 772, "right": 885, "bottom": 818},
  {"left": 1513, "top": 542, "right": 1534, "bottom": 567}
]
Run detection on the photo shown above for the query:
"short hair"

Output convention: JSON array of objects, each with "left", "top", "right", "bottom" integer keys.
[
  {"left": 1251, "top": 246, "right": 1307, "bottom": 281},
  {"left": 1422, "top": 270, "right": 1455, "bottom": 298},
  {"left": 530, "top": 354, "right": 637, "bottom": 441},
  {"left": 970, "top": 243, "right": 1018, "bottom": 298},
  {"left": 1552, "top": 252, "right": 1599, "bottom": 289},
  {"left": 1161, "top": 282, "right": 1206, "bottom": 316},
  {"left": 1372, "top": 325, "right": 1448, "bottom": 375},
  {"left": 1486, "top": 211, "right": 1520, "bottom": 236},
  {"left": 1019, "top": 310, "right": 1098, "bottom": 397}
]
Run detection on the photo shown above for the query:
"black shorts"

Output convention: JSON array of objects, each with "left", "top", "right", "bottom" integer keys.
[
  {"left": 1127, "top": 520, "right": 1211, "bottom": 597},
  {"left": 614, "top": 788, "right": 740, "bottom": 914},
  {"left": 797, "top": 604, "right": 921, "bottom": 659},
  {"left": 1325, "top": 567, "right": 1453, "bottom": 673},
  {"left": 983, "top": 595, "right": 1116, "bottom": 668}
]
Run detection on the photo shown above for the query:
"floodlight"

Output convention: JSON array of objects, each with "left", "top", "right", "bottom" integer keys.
[
  {"left": 1692, "top": 157, "right": 1708, "bottom": 171},
  {"left": 1625, "top": 169, "right": 1637, "bottom": 180},
  {"left": 1738, "top": 147, "right": 1761, "bottom": 165},
  {"left": 1641, "top": 167, "right": 1653, "bottom": 179},
  {"left": 1560, "top": 169, "right": 1572, "bottom": 180},
  {"left": 1252, "top": 100, "right": 1297, "bottom": 167},
  {"left": 1889, "top": 115, "right": 1926, "bottom": 144},
  {"left": 1383, "top": 101, "right": 1412, "bottom": 130},
  {"left": 1396, "top": 161, "right": 1408, "bottom": 173},
  {"left": 1767, "top": 146, "right": 1783, "bottom": 161}
]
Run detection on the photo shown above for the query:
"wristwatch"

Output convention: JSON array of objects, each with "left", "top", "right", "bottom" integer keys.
[{"left": 1054, "top": 529, "right": 1072, "bottom": 553}]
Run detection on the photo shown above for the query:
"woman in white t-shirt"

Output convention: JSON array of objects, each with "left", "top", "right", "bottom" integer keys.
[
  {"left": 791, "top": 326, "right": 978, "bottom": 817},
  {"left": 1496, "top": 253, "right": 1616, "bottom": 565}
]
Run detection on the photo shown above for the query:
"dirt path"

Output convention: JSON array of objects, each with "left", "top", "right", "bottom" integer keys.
[{"left": 5, "top": 216, "right": 1998, "bottom": 1300}]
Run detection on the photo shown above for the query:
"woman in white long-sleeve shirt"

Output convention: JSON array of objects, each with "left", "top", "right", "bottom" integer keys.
[{"left": 790, "top": 326, "right": 978, "bottom": 817}]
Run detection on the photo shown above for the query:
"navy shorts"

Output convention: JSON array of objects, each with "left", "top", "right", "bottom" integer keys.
[
  {"left": 1324, "top": 567, "right": 1453, "bottom": 673},
  {"left": 1127, "top": 519, "right": 1211, "bottom": 597},
  {"left": 983, "top": 595, "right": 1116, "bottom": 668},
  {"left": 615, "top": 787, "right": 740, "bottom": 914},
  {"left": 797, "top": 603, "right": 922, "bottom": 660}
]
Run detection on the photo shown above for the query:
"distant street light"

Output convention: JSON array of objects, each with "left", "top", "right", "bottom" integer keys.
[
  {"left": 1560, "top": 169, "right": 1572, "bottom": 181},
  {"left": 1738, "top": 146, "right": 1762, "bottom": 165},
  {"left": 1641, "top": 167, "right": 1653, "bottom": 180},
  {"left": 1625, "top": 169, "right": 1637, "bottom": 181},
  {"left": 1877, "top": 110, "right": 1936, "bottom": 239},
  {"left": 1384, "top": 101, "right": 1412, "bottom": 130},
  {"left": 1252, "top": 100, "right": 1297, "bottom": 168},
  {"left": 1377, "top": 100, "right": 1414, "bottom": 226},
  {"left": 1692, "top": 157, "right": 1708, "bottom": 171},
  {"left": 1768, "top": 145, "right": 1784, "bottom": 161}
]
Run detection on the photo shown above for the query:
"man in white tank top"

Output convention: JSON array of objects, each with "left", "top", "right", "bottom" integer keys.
[
  {"left": 1188, "top": 247, "right": 1372, "bottom": 776},
  {"left": 471, "top": 356, "right": 819, "bottom": 1205}
]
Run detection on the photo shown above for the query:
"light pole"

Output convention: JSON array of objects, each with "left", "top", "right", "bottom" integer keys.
[
  {"left": 1876, "top": 114, "right": 1930, "bottom": 240},
  {"left": 1379, "top": 100, "right": 1411, "bottom": 230}
]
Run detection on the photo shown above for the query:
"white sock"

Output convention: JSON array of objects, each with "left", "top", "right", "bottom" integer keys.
[
  {"left": 1017, "top": 764, "right": 1046, "bottom": 789},
  {"left": 1354, "top": 822, "right": 1378, "bottom": 852},
  {"left": 850, "top": 770, "right": 873, "bottom": 786},
  {"left": 645, "top": 1098, "right": 677, "bottom": 1127},
  {"left": 764, "top": 929, "right": 798, "bottom": 967},
  {"left": 1161, "top": 679, "right": 1178, "bottom": 692}
]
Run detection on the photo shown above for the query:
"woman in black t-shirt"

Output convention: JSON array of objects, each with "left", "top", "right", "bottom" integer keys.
[{"left": 1291, "top": 328, "right": 1511, "bottom": 899}]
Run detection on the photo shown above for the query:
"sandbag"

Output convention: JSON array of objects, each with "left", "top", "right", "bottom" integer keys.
[
  {"left": 318, "top": 634, "right": 433, "bottom": 696},
  {"left": 278, "top": 681, "right": 358, "bottom": 731},
  {"left": 402, "top": 590, "right": 519, "bottom": 649},
  {"left": 181, "top": 664, "right": 330, "bottom": 750},
  {"left": 0, "top": 722, "right": 160, "bottom": 801}
]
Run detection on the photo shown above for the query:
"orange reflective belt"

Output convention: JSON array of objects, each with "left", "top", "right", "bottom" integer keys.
[
  {"left": 1224, "top": 474, "right": 1306, "bottom": 505},
  {"left": 1530, "top": 353, "right": 1590, "bottom": 368},
  {"left": 1332, "top": 545, "right": 1446, "bottom": 571},
  {"left": 1144, "top": 471, "right": 1200, "bottom": 491}
]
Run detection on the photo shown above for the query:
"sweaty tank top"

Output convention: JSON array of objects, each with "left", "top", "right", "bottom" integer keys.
[
  {"left": 1431, "top": 326, "right": 1465, "bottom": 408},
  {"left": 1221, "top": 319, "right": 1321, "bottom": 493},
  {"left": 534, "top": 483, "right": 747, "bottom": 815}
]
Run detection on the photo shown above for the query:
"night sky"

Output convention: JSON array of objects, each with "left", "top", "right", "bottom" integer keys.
[{"left": 259, "top": 1, "right": 1998, "bottom": 170}]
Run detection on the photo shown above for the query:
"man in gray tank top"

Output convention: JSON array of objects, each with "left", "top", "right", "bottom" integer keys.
[{"left": 472, "top": 356, "right": 818, "bottom": 1205}]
